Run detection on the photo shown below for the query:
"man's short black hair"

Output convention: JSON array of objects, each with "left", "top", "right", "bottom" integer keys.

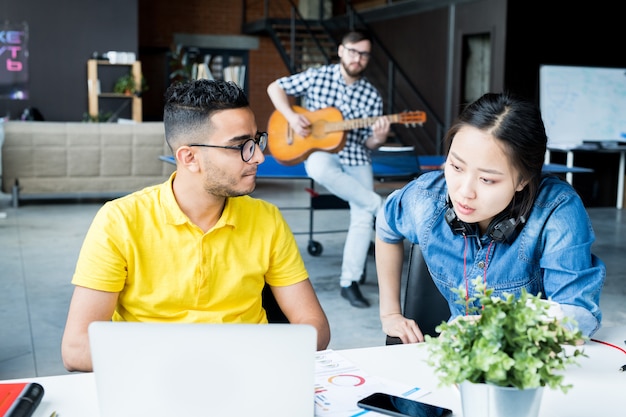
[
  {"left": 163, "top": 79, "right": 249, "bottom": 150},
  {"left": 164, "top": 79, "right": 248, "bottom": 115}
]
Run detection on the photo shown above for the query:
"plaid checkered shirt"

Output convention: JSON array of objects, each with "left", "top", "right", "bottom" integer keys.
[{"left": 276, "top": 64, "right": 383, "bottom": 166}]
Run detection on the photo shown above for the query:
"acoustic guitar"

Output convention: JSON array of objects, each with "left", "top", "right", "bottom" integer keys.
[{"left": 267, "top": 105, "right": 427, "bottom": 166}]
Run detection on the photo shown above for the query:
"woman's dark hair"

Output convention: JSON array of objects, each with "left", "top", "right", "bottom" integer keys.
[
  {"left": 444, "top": 92, "right": 547, "bottom": 221},
  {"left": 163, "top": 79, "right": 249, "bottom": 151}
]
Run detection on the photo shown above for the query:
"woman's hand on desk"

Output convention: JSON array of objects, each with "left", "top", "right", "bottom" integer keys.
[{"left": 382, "top": 312, "right": 425, "bottom": 344}]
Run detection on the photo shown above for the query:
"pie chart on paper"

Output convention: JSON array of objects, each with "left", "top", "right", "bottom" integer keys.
[{"left": 327, "top": 374, "right": 366, "bottom": 386}]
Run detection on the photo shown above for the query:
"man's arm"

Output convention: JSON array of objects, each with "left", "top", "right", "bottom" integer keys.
[
  {"left": 266, "top": 80, "right": 311, "bottom": 138},
  {"left": 270, "top": 279, "right": 331, "bottom": 350},
  {"left": 61, "top": 286, "right": 118, "bottom": 372}
]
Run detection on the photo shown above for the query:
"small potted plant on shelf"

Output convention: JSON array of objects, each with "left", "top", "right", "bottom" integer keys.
[
  {"left": 425, "top": 276, "right": 586, "bottom": 417},
  {"left": 113, "top": 74, "right": 136, "bottom": 95},
  {"left": 113, "top": 74, "right": 148, "bottom": 96}
]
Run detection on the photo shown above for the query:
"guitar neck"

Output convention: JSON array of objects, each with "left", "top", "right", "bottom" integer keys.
[{"left": 325, "top": 113, "right": 404, "bottom": 132}]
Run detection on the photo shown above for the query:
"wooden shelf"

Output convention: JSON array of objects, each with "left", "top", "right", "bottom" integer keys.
[{"left": 87, "top": 59, "right": 142, "bottom": 122}]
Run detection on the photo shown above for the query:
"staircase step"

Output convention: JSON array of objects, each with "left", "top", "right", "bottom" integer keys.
[
  {"left": 271, "top": 23, "right": 327, "bottom": 32},
  {"left": 262, "top": 17, "right": 338, "bottom": 73},
  {"left": 275, "top": 36, "right": 335, "bottom": 46}
]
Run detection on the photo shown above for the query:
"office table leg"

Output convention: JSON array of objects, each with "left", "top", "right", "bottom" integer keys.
[
  {"left": 617, "top": 151, "right": 624, "bottom": 210},
  {"left": 566, "top": 151, "right": 574, "bottom": 185}
]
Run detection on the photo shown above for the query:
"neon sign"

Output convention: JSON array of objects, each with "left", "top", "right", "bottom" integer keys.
[{"left": 0, "top": 22, "right": 28, "bottom": 99}]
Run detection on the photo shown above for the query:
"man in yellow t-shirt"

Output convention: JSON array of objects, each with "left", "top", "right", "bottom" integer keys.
[{"left": 61, "top": 79, "right": 331, "bottom": 372}]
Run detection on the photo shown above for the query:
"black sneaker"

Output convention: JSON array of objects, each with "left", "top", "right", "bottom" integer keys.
[{"left": 340, "top": 282, "right": 370, "bottom": 308}]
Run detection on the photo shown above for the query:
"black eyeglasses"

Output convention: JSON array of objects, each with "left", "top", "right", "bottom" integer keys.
[
  {"left": 343, "top": 46, "right": 371, "bottom": 60},
  {"left": 187, "top": 132, "right": 268, "bottom": 162}
]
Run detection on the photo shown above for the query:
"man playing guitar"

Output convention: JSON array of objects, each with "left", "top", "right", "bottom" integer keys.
[{"left": 267, "top": 29, "right": 390, "bottom": 308}]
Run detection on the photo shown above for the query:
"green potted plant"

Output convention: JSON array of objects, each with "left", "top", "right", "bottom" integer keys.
[
  {"left": 113, "top": 74, "right": 148, "bottom": 96},
  {"left": 425, "top": 277, "right": 586, "bottom": 417},
  {"left": 113, "top": 74, "right": 136, "bottom": 95},
  {"left": 168, "top": 44, "right": 192, "bottom": 84}
]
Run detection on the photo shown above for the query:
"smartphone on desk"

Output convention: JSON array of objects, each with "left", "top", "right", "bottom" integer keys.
[{"left": 357, "top": 392, "right": 452, "bottom": 417}]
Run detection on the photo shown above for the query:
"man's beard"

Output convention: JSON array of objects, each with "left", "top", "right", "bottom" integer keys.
[{"left": 341, "top": 60, "right": 363, "bottom": 78}]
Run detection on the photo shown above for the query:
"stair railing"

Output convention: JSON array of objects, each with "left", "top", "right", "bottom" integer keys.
[{"left": 342, "top": 0, "right": 444, "bottom": 153}]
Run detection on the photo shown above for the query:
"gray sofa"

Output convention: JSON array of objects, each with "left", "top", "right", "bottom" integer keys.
[{"left": 1, "top": 121, "right": 175, "bottom": 206}]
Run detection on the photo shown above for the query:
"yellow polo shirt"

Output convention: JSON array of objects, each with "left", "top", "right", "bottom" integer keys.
[{"left": 72, "top": 173, "right": 308, "bottom": 323}]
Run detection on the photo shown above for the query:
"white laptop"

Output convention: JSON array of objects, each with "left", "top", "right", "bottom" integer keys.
[{"left": 88, "top": 321, "right": 317, "bottom": 417}]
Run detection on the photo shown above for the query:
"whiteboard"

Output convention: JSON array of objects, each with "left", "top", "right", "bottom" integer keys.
[{"left": 539, "top": 65, "right": 626, "bottom": 146}]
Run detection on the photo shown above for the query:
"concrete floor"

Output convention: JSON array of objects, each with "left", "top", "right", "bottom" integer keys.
[{"left": 1, "top": 178, "right": 624, "bottom": 380}]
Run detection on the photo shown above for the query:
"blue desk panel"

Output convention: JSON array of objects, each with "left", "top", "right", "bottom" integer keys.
[
  {"left": 257, "top": 155, "right": 308, "bottom": 178},
  {"left": 259, "top": 155, "right": 423, "bottom": 180}
]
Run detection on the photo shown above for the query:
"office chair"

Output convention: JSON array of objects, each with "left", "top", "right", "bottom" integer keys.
[
  {"left": 385, "top": 243, "right": 451, "bottom": 345},
  {"left": 262, "top": 284, "right": 290, "bottom": 323}
]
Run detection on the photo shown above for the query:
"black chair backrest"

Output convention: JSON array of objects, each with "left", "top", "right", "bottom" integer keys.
[
  {"left": 385, "top": 243, "right": 450, "bottom": 345},
  {"left": 262, "top": 284, "right": 289, "bottom": 323}
]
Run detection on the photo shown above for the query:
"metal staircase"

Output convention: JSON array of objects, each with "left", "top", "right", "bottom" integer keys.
[
  {"left": 242, "top": 2, "right": 339, "bottom": 74},
  {"left": 266, "top": 20, "right": 337, "bottom": 73}
]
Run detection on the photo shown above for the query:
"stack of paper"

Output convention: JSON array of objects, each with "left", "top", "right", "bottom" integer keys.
[{"left": 314, "top": 350, "right": 429, "bottom": 416}]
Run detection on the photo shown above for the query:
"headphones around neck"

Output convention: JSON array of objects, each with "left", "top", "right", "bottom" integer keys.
[{"left": 444, "top": 199, "right": 526, "bottom": 244}]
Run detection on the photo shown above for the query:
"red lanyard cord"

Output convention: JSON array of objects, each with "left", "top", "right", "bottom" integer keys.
[
  {"left": 463, "top": 237, "right": 494, "bottom": 315},
  {"left": 590, "top": 338, "right": 626, "bottom": 354},
  {"left": 463, "top": 235, "right": 469, "bottom": 315}
]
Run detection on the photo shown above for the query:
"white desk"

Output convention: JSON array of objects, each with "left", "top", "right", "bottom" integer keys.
[
  {"left": 6, "top": 326, "right": 625, "bottom": 417},
  {"left": 546, "top": 146, "right": 626, "bottom": 209}
]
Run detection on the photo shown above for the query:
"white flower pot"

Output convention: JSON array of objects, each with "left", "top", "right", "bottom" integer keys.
[{"left": 459, "top": 381, "right": 544, "bottom": 417}]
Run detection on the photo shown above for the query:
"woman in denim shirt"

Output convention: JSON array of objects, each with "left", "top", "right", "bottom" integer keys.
[{"left": 376, "top": 92, "right": 605, "bottom": 342}]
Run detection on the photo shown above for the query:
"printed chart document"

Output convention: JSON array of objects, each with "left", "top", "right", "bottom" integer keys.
[{"left": 315, "top": 349, "right": 429, "bottom": 417}]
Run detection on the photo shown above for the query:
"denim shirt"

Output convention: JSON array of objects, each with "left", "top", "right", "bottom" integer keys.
[{"left": 376, "top": 171, "right": 605, "bottom": 337}]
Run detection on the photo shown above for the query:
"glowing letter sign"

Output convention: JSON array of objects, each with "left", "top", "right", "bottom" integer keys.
[{"left": 0, "top": 22, "right": 28, "bottom": 99}]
